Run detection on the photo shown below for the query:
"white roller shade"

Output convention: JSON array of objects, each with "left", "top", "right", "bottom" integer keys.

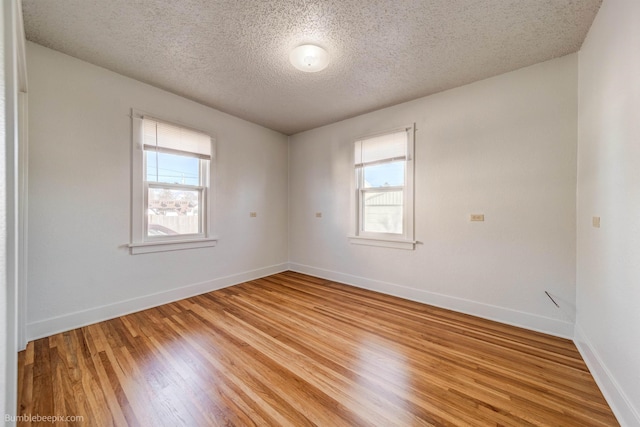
[
  {"left": 354, "top": 129, "right": 407, "bottom": 167},
  {"left": 143, "top": 117, "right": 212, "bottom": 159}
]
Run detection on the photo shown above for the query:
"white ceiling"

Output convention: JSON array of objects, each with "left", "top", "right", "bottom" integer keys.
[{"left": 22, "top": 0, "right": 601, "bottom": 135}]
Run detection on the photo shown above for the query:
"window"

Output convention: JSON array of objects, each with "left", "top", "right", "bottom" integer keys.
[
  {"left": 129, "top": 111, "right": 217, "bottom": 254},
  {"left": 351, "top": 125, "right": 415, "bottom": 250}
]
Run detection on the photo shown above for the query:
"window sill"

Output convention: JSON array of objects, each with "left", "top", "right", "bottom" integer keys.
[
  {"left": 128, "top": 237, "right": 218, "bottom": 255},
  {"left": 348, "top": 236, "right": 416, "bottom": 250}
]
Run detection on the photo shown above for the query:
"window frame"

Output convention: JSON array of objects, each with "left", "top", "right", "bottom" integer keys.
[
  {"left": 129, "top": 109, "right": 217, "bottom": 254},
  {"left": 350, "top": 125, "right": 416, "bottom": 250}
]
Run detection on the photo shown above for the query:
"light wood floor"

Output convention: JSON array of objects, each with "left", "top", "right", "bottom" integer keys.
[{"left": 18, "top": 271, "right": 618, "bottom": 426}]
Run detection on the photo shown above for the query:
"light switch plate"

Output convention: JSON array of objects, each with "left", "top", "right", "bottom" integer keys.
[
  {"left": 592, "top": 216, "right": 600, "bottom": 228},
  {"left": 470, "top": 214, "right": 485, "bottom": 222},
  {"left": 250, "top": 212, "right": 257, "bottom": 218}
]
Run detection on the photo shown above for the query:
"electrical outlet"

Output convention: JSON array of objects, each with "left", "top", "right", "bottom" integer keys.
[
  {"left": 592, "top": 216, "right": 600, "bottom": 228},
  {"left": 315, "top": 212, "right": 322, "bottom": 218},
  {"left": 250, "top": 212, "right": 257, "bottom": 218},
  {"left": 470, "top": 214, "right": 485, "bottom": 222}
]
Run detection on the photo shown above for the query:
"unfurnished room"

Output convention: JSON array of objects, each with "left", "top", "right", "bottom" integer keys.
[{"left": 1, "top": 0, "right": 639, "bottom": 425}]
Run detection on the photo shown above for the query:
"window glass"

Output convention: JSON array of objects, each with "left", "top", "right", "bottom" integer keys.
[
  {"left": 362, "top": 190, "right": 403, "bottom": 233},
  {"left": 146, "top": 151, "right": 200, "bottom": 186},
  {"left": 147, "top": 188, "right": 200, "bottom": 236},
  {"left": 363, "top": 161, "right": 405, "bottom": 188}
]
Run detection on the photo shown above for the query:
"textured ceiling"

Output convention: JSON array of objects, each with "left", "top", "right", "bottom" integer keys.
[{"left": 22, "top": 0, "right": 601, "bottom": 135}]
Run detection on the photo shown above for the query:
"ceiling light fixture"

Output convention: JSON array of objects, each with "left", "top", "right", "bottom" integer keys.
[{"left": 289, "top": 44, "right": 329, "bottom": 73}]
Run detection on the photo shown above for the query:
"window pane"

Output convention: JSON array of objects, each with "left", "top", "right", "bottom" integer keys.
[
  {"left": 147, "top": 188, "right": 201, "bottom": 236},
  {"left": 363, "top": 161, "right": 405, "bottom": 188},
  {"left": 146, "top": 151, "right": 200, "bottom": 186},
  {"left": 362, "top": 190, "right": 403, "bottom": 234}
]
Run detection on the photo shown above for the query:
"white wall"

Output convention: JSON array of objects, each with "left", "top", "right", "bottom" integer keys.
[
  {"left": 289, "top": 55, "right": 578, "bottom": 338},
  {"left": 26, "top": 42, "right": 289, "bottom": 339},
  {"left": 575, "top": 0, "right": 640, "bottom": 424}
]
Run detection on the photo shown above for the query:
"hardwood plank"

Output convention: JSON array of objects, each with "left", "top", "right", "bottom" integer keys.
[
  {"left": 17, "top": 271, "right": 619, "bottom": 426},
  {"left": 31, "top": 338, "right": 54, "bottom": 422}
]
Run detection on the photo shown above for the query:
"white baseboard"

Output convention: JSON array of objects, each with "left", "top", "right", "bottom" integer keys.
[
  {"left": 574, "top": 324, "right": 640, "bottom": 427},
  {"left": 288, "top": 262, "right": 574, "bottom": 339},
  {"left": 26, "top": 263, "right": 289, "bottom": 342}
]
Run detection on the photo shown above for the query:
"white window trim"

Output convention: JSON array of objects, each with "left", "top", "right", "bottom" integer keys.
[
  {"left": 129, "top": 109, "right": 217, "bottom": 254},
  {"left": 349, "top": 124, "right": 416, "bottom": 250}
]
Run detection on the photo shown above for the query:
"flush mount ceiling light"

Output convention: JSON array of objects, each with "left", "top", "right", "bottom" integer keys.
[{"left": 289, "top": 44, "right": 329, "bottom": 72}]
